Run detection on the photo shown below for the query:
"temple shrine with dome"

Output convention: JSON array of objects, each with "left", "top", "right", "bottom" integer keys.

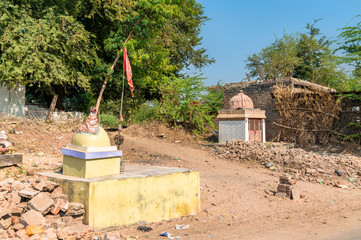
[{"left": 217, "top": 90, "right": 266, "bottom": 143}]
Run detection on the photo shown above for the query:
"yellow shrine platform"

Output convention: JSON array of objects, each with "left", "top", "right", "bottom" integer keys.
[{"left": 41, "top": 165, "right": 200, "bottom": 229}]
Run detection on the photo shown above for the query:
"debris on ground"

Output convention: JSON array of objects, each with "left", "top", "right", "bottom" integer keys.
[
  {"left": 175, "top": 224, "right": 189, "bottom": 230},
  {"left": 214, "top": 140, "right": 361, "bottom": 186},
  {"left": 137, "top": 226, "right": 153, "bottom": 232},
  {"left": 0, "top": 175, "right": 93, "bottom": 239},
  {"left": 275, "top": 173, "right": 300, "bottom": 200},
  {"left": 0, "top": 130, "right": 12, "bottom": 154}
]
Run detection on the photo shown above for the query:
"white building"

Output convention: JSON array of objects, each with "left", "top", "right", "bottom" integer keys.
[
  {"left": 0, "top": 85, "right": 25, "bottom": 117},
  {"left": 217, "top": 91, "right": 266, "bottom": 143}
]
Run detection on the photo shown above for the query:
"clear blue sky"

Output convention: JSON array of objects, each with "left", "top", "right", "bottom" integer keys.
[{"left": 191, "top": 0, "right": 361, "bottom": 86}]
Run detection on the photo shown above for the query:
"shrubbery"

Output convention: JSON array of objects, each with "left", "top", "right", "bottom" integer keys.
[{"left": 129, "top": 76, "right": 224, "bottom": 134}]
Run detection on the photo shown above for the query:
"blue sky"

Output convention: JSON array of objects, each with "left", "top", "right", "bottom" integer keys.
[{"left": 191, "top": 0, "right": 361, "bottom": 86}]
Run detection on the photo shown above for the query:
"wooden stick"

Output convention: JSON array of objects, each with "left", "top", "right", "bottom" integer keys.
[
  {"left": 273, "top": 122, "right": 337, "bottom": 134},
  {"left": 95, "top": 10, "right": 150, "bottom": 114},
  {"left": 275, "top": 108, "right": 339, "bottom": 118}
]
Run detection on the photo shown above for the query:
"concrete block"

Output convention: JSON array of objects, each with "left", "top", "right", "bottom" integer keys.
[
  {"left": 0, "top": 154, "right": 22, "bottom": 167},
  {"left": 65, "top": 203, "right": 85, "bottom": 216},
  {"left": 21, "top": 210, "right": 46, "bottom": 226},
  {"left": 275, "top": 192, "right": 287, "bottom": 199},
  {"left": 291, "top": 188, "right": 300, "bottom": 201},
  {"left": 41, "top": 165, "right": 201, "bottom": 229},
  {"left": 28, "top": 192, "right": 54, "bottom": 215},
  {"left": 18, "top": 188, "right": 39, "bottom": 199}
]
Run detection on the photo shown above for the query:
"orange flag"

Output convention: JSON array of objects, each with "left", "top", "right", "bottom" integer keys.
[{"left": 123, "top": 46, "right": 134, "bottom": 97}]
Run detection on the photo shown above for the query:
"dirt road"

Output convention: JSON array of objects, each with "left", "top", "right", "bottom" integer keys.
[
  {"left": 2, "top": 119, "right": 361, "bottom": 240},
  {"left": 117, "top": 133, "right": 361, "bottom": 240}
]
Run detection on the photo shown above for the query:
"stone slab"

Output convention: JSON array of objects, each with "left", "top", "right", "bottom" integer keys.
[
  {"left": 40, "top": 165, "right": 200, "bottom": 229},
  {"left": 0, "top": 153, "right": 22, "bottom": 167},
  {"left": 62, "top": 148, "right": 122, "bottom": 159}
]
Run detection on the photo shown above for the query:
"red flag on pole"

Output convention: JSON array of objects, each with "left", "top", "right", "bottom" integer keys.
[{"left": 123, "top": 46, "right": 134, "bottom": 97}]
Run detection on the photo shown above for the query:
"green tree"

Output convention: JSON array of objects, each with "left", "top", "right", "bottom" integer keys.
[
  {"left": 158, "top": 76, "right": 223, "bottom": 133},
  {"left": 246, "top": 21, "right": 347, "bottom": 90},
  {"left": 246, "top": 32, "right": 300, "bottom": 80},
  {"left": 0, "top": 1, "right": 99, "bottom": 119},
  {"left": 338, "top": 15, "right": 361, "bottom": 91},
  {"left": 0, "top": 0, "right": 214, "bottom": 117},
  {"left": 294, "top": 20, "right": 346, "bottom": 89}
]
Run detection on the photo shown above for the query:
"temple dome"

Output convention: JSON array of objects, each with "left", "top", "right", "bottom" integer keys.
[{"left": 229, "top": 91, "right": 254, "bottom": 109}]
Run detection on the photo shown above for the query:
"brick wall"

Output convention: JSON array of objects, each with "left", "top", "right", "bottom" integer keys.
[{"left": 223, "top": 81, "right": 285, "bottom": 141}]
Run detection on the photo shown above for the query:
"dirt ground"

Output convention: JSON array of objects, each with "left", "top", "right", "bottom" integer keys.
[{"left": 1, "top": 118, "right": 361, "bottom": 240}]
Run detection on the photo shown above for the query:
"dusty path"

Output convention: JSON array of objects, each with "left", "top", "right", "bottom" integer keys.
[{"left": 117, "top": 133, "right": 361, "bottom": 240}]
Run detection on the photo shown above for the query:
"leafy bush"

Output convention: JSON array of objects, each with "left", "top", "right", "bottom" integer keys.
[
  {"left": 99, "top": 114, "right": 119, "bottom": 129},
  {"left": 129, "top": 101, "right": 161, "bottom": 124},
  {"left": 158, "top": 76, "right": 224, "bottom": 133}
]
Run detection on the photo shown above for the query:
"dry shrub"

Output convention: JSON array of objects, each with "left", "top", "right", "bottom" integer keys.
[{"left": 272, "top": 85, "right": 341, "bottom": 146}]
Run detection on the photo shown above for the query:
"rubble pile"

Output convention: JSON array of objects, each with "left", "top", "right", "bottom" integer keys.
[
  {"left": 275, "top": 173, "right": 300, "bottom": 200},
  {"left": 214, "top": 140, "right": 361, "bottom": 186},
  {"left": 0, "top": 175, "right": 93, "bottom": 240}
]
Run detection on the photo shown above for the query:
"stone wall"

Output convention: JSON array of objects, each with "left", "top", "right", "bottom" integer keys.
[
  {"left": 0, "top": 85, "right": 25, "bottom": 117},
  {"left": 25, "top": 105, "right": 84, "bottom": 121},
  {"left": 223, "top": 81, "right": 282, "bottom": 141},
  {"left": 223, "top": 80, "right": 361, "bottom": 143}
]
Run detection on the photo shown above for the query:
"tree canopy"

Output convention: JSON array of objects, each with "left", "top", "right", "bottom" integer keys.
[
  {"left": 337, "top": 15, "right": 361, "bottom": 91},
  {"left": 246, "top": 20, "right": 350, "bottom": 91},
  {"left": 0, "top": 0, "right": 214, "bottom": 113}
]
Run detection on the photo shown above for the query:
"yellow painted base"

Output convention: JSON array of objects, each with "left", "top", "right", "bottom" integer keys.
[
  {"left": 42, "top": 165, "right": 200, "bottom": 229},
  {"left": 63, "top": 155, "right": 121, "bottom": 178},
  {"left": 71, "top": 126, "right": 111, "bottom": 147}
]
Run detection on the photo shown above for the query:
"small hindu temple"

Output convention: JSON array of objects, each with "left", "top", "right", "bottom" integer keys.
[
  {"left": 41, "top": 108, "right": 200, "bottom": 229},
  {"left": 217, "top": 90, "right": 266, "bottom": 143}
]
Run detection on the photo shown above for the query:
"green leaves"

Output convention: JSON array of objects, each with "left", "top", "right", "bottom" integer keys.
[
  {"left": 0, "top": 2, "right": 99, "bottom": 93},
  {"left": 246, "top": 20, "right": 348, "bottom": 91},
  {"left": 158, "top": 76, "right": 223, "bottom": 133}
]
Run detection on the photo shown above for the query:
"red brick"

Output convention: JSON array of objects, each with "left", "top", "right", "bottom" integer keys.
[
  {"left": 51, "top": 187, "right": 63, "bottom": 195},
  {"left": 51, "top": 200, "right": 61, "bottom": 215},
  {"left": 12, "top": 216, "right": 20, "bottom": 225}
]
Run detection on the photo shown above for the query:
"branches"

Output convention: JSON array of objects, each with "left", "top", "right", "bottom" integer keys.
[{"left": 272, "top": 86, "right": 341, "bottom": 146}]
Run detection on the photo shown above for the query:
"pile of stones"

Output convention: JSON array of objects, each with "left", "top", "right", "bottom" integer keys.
[
  {"left": 275, "top": 173, "right": 300, "bottom": 200},
  {"left": 214, "top": 140, "right": 361, "bottom": 186},
  {"left": 0, "top": 175, "right": 93, "bottom": 239}
]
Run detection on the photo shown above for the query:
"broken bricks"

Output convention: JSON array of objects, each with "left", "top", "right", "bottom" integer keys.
[
  {"left": 275, "top": 173, "right": 300, "bottom": 200},
  {"left": 0, "top": 175, "right": 89, "bottom": 239}
]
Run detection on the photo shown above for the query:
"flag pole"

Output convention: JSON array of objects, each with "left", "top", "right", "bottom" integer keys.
[
  {"left": 117, "top": 64, "right": 126, "bottom": 150},
  {"left": 95, "top": 10, "right": 149, "bottom": 116}
]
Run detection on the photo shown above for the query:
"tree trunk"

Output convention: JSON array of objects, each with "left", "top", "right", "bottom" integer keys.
[
  {"left": 46, "top": 94, "right": 58, "bottom": 122},
  {"left": 54, "top": 85, "right": 65, "bottom": 111},
  {"left": 95, "top": 10, "right": 149, "bottom": 115}
]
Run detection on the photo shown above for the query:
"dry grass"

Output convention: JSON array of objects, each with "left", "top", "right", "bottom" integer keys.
[{"left": 272, "top": 85, "right": 341, "bottom": 146}]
